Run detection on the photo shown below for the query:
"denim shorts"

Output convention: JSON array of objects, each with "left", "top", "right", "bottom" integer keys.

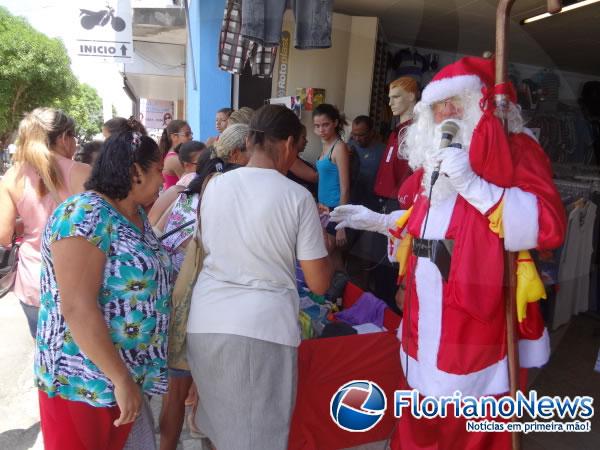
[
  {"left": 241, "top": 0, "right": 332, "bottom": 49},
  {"left": 169, "top": 367, "right": 192, "bottom": 378}
]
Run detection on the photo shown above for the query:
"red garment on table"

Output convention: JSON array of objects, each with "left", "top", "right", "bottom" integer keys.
[
  {"left": 39, "top": 391, "right": 133, "bottom": 450},
  {"left": 373, "top": 120, "right": 412, "bottom": 199},
  {"left": 288, "top": 283, "right": 402, "bottom": 450}
]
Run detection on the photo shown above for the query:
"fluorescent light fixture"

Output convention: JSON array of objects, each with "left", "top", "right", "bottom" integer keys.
[{"left": 522, "top": 0, "right": 600, "bottom": 24}]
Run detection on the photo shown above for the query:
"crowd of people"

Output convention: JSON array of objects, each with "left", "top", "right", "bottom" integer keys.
[{"left": 0, "top": 55, "right": 566, "bottom": 450}]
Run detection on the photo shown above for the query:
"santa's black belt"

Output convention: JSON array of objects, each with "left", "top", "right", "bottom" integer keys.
[{"left": 412, "top": 238, "right": 454, "bottom": 282}]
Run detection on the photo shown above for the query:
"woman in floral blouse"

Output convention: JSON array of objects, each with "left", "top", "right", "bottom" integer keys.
[{"left": 34, "top": 130, "right": 172, "bottom": 450}]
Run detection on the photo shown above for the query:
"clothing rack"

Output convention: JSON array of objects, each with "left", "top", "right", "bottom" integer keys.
[{"left": 553, "top": 178, "right": 600, "bottom": 203}]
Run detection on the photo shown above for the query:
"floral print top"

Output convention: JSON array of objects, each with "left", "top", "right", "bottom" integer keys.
[
  {"left": 162, "top": 192, "right": 199, "bottom": 274},
  {"left": 34, "top": 191, "right": 173, "bottom": 407}
]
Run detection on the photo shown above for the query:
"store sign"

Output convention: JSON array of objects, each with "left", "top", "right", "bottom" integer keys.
[
  {"left": 75, "top": 0, "right": 133, "bottom": 63},
  {"left": 276, "top": 31, "right": 291, "bottom": 97},
  {"left": 140, "top": 99, "right": 174, "bottom": 130}
]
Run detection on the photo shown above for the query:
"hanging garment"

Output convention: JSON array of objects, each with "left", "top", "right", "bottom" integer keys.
[
  {"left": 373, "top": 120, "right": 412, "bottom": 199},
  {"left": 240, "top": 0, "right": 332, "bottom": 49},
  {"left": 553, "top": 201, "right": 597, "bottom": 329},
  {"left": 219, "top": 0, "right": 278, "bottom": 77}
]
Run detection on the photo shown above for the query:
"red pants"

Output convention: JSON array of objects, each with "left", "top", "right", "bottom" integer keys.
[
  {"left": 389, "top": 370, "right": 528, "bottom": 450},
  {"left": 390, "top": 406, "right": 512, "bottom": 450},
  {"left": 39, "top": 391, "right": 133, "bottom": 450}
]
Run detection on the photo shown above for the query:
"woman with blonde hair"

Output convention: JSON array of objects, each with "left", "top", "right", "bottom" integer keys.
[{"left": 0, "top": 108, "right": 90, "bottom": 337}]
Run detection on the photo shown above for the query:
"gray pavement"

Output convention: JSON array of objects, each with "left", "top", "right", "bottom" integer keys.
[{"left": 0, "top": 293, "right": 43, "bottom": 450}]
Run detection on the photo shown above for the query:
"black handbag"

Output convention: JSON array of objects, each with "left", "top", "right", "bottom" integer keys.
[{"left": 0, "top": 235, "right": 19, "bottom": 298}]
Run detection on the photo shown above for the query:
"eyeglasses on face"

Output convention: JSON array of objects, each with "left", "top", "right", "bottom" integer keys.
[
  {"left": 431, "top": 97, "right": 463, "bottom": 112},
  {"left": 174, "top": 131, "right": 193, "bottom": 137}
]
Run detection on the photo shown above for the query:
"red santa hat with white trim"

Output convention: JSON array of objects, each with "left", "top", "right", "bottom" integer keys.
[
  {"left": 420, "top": 56, "right": 516, "bottom": 105},
  {"left": 421, "top": 56, "right": 519, "bottom": 187}
]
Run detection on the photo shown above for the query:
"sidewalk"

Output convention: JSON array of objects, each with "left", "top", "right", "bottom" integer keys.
[{"left": 0, "top": 293, "right": 43, "bottom": 450}]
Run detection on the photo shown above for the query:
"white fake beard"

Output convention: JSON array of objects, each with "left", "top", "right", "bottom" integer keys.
[
  {"left": 402, "top": 95, "right": 483, "bottom": 205},
  {"left": 422, "top": 140, "right": 458, "bottom": 206}
]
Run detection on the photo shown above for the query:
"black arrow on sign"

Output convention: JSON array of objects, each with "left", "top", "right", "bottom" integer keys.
[{"left": 120, "top": 45, "right": 127, "bottom": 56}]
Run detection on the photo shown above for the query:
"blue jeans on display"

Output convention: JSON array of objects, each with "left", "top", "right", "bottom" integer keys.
[{"left": 241, "top": 0, "right": 332, "bottom": 49}]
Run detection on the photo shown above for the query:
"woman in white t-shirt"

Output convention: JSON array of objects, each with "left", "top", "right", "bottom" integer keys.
[{"left": 187, "top": 104, "right": 333, "bottom": 450}]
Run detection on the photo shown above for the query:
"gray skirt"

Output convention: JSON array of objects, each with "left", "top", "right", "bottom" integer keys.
[{"left": 187, "top": 333, "right": 297, "bottom": 450}]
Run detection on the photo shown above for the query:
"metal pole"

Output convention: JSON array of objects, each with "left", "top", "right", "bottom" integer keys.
[{"left": 494, "top": 2, "right": 562, "bottom": 449}]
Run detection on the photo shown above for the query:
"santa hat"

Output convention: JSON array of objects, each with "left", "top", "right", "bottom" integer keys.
[
  {"left": 421, "top": 56, "right": 516, "bottom": 105},
  {"left": 421, "top": 56, "right": 521, "bottom": 187}
]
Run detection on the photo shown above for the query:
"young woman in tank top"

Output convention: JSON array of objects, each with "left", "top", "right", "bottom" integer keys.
[
  {"left": 159, "top": 120, "right": 193, "bottom": 190},
  {"left": 313, "top": 103, "right": 350, "bottom": 268}
]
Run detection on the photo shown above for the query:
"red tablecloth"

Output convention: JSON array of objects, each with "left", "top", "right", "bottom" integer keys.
[{"left": 289, "top": 284, "right": 403, "bottom": 450}]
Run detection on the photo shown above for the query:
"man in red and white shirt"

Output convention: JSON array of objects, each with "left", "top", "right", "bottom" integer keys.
[{"left": 373, "top": 76, "right": 419, "bottom": 209}]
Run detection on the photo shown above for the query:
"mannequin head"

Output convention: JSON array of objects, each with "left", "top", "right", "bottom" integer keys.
[{"left": 388, "top": 77, "right": 419, "bottom": 123}]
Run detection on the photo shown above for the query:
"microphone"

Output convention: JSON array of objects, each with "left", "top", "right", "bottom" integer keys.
[
  {"left": 431, "top": 119, "right": 460, "bottom": 186},
  {"left": 439, "top": 119, "right": 460, "bottom": 148}
]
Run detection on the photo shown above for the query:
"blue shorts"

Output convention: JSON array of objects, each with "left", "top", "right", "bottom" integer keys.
[
  {"left": 169, "top": 368, "right": 192, "bottom": 378},
  {"left": 241, "top": 0, "right": 332, "bottom": 49}
]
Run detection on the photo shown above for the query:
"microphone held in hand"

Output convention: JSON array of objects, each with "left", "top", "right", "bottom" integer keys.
[{"left": 431, "top": 119, "right": 461, "bottom": 186}]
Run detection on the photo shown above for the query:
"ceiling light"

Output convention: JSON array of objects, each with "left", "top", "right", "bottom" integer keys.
[{"left": 521, "top": 0, "right": 600, "bottom": 24}]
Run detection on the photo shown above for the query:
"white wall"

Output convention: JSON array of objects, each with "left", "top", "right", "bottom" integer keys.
[
  {"left": 343, "top": 17, "right": 378, "bottom": 124},
  {"left": 129, "top": 41, "right": 185, "bottom": 78}
]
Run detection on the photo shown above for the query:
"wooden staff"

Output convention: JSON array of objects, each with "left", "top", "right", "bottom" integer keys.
[{"left": 494, "top": 1, "right": 562, "bottom": 449}]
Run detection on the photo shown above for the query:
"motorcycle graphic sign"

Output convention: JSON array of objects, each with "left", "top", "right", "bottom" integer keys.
[{"left": 75, "top": 0, "right": 133, "bottom": 63}]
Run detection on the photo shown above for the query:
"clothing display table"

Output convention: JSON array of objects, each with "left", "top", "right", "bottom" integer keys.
[{"left": 289, "top": 284, "right": 402, "bottom": 450}]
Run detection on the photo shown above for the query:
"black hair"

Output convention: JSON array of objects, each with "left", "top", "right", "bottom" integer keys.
[
  {"left": 159, "top": 119, "right": 189, "bottom": 155},
  {"left": 312, "top": 103, "right": 347, "bottom": 136},
  {"left": 103, "top": 116, "right": 147, "bottom": 137},
  {"left": 178, "top": 140, "right": 207, "bottom": 165},
  {"left": 352, "top": 115, "right": 374, "bottom": 130},
  {"left": 74, "top": 140, "right": 103, "bottom": 165},
  {"left": 217, "top": 107, "right": 233, "bottom": 116},
  {"left": 195, "top": 146, "right": 212, "bottom": 169},
  {"left": 248, "top": 104, "right": 302, "bottom": 148},
  {"left": 85, "top": 132, "right": 161, "bottom": 200},
  {"left": 186, "top": 157, "right": 226, "bottom": 195}
]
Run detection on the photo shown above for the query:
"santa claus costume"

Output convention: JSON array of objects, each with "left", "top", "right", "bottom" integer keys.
[{"left": 331, "top": 57, "right": 566, "bottom": 449}]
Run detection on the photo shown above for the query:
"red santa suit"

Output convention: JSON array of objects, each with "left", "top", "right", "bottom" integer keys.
[
  {"left": 373, "top": 120, "right": 412, "bottom": 200},
  {"left": 387, "top": 57, "right": 566, "bottom": 450}
]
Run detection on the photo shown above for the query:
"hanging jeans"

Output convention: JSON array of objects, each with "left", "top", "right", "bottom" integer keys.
[{"left": 241, "top": 0, "right": 332, "bottom": 49}]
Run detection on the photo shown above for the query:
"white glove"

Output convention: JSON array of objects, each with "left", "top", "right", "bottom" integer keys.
[
  {"left": 439, "top": 148, "right": 503, "bottom": 214},
  {"left": 330, "top": 204, "right": 402, "bottom": 236}
]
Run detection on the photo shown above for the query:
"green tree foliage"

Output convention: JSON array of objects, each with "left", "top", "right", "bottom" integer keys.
[
  {"left": 56, "top": 83, "right": 103, "bottom": 143},
  {"left": 0, "top": 7, "right": 102, "bottom": 145}
]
